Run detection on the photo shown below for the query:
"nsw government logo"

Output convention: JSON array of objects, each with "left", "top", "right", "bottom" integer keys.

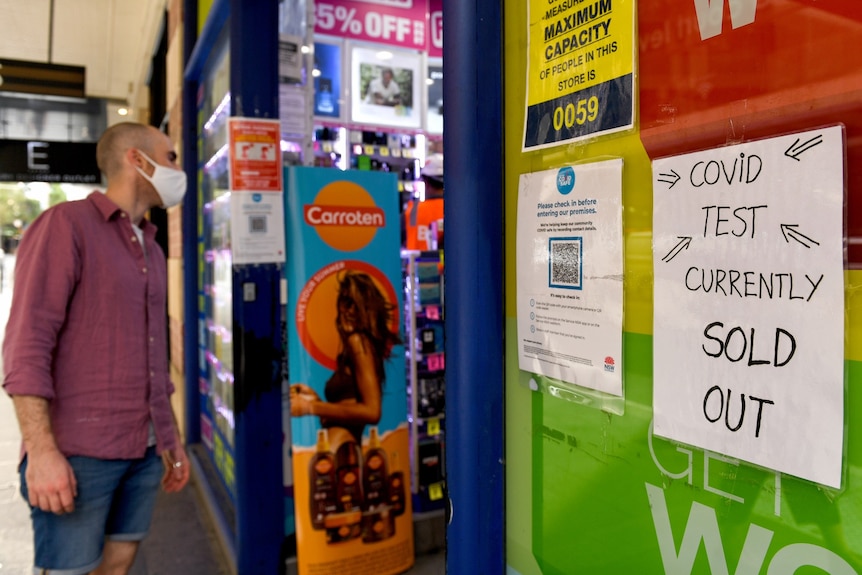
[
  {"left": 556, "top": 166, "right": 575, "bottom": 195},
  {"left": 604, "top": 356, "right": 615, "bottom": 372}
]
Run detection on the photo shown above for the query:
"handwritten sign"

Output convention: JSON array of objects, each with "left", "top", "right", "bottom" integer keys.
[{"left": 652, "top": 126, "right": 845, "bottom": 488}]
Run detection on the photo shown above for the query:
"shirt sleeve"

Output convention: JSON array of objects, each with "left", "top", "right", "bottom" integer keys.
[{"left": 2, "top": 208, "right": 81, "bottom": 400}]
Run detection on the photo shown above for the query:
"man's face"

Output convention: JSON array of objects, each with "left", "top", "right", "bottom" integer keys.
[
  {"left": 382, "top": 70, "right": 393, "bottom": 85},
  {"left": 140, "top": 129, "right": 179, "bottom": 175}
]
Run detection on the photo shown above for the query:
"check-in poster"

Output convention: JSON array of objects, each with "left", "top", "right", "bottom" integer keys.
[
  {"left": 284, "top": 167, "right": 414, "bottom": 575},
  {"left": 523, "top": 0, "right": 635, "bottom": 150},
  {"left": 228, "top": 118, "right": 286, "bottom": 265},
  {"left": 516, "top": 159, "right": 624, "bottom": 396},
  {"left": 652, "top": 126, "right": 846, "bottom": 488}
]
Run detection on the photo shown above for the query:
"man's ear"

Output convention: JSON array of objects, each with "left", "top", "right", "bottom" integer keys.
[{"left": 128, "top": 148, "right": 152, "bottom": 176}]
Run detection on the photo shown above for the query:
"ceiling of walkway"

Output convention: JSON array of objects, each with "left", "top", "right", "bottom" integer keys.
[{"left": 0, "top": 0, "right": 166, "bottom": 119}]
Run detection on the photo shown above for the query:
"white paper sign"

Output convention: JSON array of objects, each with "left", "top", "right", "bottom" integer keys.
[
  {"left": 279, "top": 34, "right": 303, "bottom": 81},
  {"left": 279, "top": 84, "right": 308, "bottom": 137},
  {"left": 652, "top": 126, "right": 845, "bottom": 488},
  {"left": 230, "top": 191, "right": 287, "bottom": 265},
  {"left": 517, "top": 159, "right": 624, "bottom": 396}
]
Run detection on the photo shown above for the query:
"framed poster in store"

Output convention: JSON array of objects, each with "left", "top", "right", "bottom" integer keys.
[
  {"left": 349, "top": 44, "right": 423, "bottom": 130},
  {"left": 313, "top": 37, "right": 345, "bottom": 121},
  {"left": 426, "top": 58, "right": 443, "bottom": 135}
]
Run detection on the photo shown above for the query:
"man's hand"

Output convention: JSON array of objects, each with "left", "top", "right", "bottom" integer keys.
[
  {"left": 12, "top": 395, "right": 76, "bottom": 514},
  {"left": 25, "top": 448, "right": 77, "bottom": 514},
  {"left": 161, "top": 445, "right": 190, "bottom": 493}
]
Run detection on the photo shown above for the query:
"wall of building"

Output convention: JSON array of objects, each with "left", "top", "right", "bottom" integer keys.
[{"left": 167, "top": 0, "right": 186, "bottom": 439}]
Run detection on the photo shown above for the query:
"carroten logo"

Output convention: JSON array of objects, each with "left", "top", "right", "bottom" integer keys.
[
  {"left": 305, "top": 205, "right": 384, "bottom": 226},
  {"left": 303, "top": 180, "right": 385, "bottom": 251}
]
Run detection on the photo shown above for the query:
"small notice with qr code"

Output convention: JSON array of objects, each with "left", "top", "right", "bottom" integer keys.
[
  {"left": 516, "top": 159, "right": 623, "bottom": 396},
  {"left": 230, "top": 191, "right": 286, "bottom": 265}
]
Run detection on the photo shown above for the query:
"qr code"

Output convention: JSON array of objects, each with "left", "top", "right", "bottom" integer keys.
[
  {"left": 249, "top": 215, "right": 267, "bottom": 234},
  {"left": 549, "top": 237, "right": 582, "bottom": 289}
]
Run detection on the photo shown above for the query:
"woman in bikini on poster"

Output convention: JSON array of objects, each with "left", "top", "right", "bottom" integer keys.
[{"left": 290, "top": 269, "right": 401, "bottom": 454}]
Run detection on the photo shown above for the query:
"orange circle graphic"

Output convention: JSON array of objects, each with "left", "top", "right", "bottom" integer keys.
[
  {"left": 296, "top": 260, "right": 400, "bottom": 370},
  {"left": 307, "top": 181, "right": 381, "bottom": 251}
]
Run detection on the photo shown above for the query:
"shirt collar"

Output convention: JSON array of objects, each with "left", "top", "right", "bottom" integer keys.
[
  {"left": 88, "top": 191, "right": 123, "bottom": 221},
  {"left": 87, "top": 191, "right": 157, "bottom": 235}
]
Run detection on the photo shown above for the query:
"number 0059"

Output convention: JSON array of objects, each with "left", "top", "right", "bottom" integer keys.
[{"left": 553, "top": 96, "right": 599, "bottom": 130}]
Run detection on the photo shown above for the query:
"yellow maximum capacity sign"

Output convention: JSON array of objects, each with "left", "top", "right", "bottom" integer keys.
[{"left": 523, "top": 0, "right": 635, "bottom": 150}]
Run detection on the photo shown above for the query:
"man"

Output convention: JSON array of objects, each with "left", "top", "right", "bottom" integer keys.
[
  {"left": 3, "top": 122, "right": 190, "bottom": 575},
  {"left": 367, "top": 67, "right": 402, "bottom": 106},
  {"left": 404, "top": 153, "right": 444, "bottom": 251}
]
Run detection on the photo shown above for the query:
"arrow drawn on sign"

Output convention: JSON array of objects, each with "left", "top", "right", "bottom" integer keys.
[
  {"left": 662, "top": 236, "right": 692, "bottom": 263},
  {"left": 780, "top": 224, "right": 820, "bottom": 248},
  {"left": 784, "top": 134, "right": 823, "bottom": 161},
  {"left": 657, "top": 169, "right": 681, "bottom": 188}
]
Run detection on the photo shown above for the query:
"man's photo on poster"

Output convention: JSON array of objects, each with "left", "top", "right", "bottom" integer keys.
[
  {"left": 350, "top": 45, "right": 422, "bottom": 129},
  {"left": 361, "top": 64, "right": 413, "bottom": 108}
]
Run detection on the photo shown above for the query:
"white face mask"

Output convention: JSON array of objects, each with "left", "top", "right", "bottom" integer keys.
[{"left": 135, "top": 150, "right": 187, "bottom": 208}]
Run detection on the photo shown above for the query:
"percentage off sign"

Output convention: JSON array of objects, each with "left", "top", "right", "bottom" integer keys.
[{"left": 334, "top": 6, "right": 362, "bottom": 34}]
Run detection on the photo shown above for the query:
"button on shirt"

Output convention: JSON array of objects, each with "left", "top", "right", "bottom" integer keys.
[{"left": 2, "top": 192, "right": 177, "bottom": 459}]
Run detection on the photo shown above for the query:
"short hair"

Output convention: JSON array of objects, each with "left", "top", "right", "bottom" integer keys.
[{"left": 96, "top": 122, "right": 157, "bottom": 179}]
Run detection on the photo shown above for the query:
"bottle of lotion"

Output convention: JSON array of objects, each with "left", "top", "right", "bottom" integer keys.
[{"left": 309, "top": 429, "right": 337, "bottom": 530}]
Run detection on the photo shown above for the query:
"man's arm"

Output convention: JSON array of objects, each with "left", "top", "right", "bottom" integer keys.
[
  {"left": 3, "top": 208, "right": 81, "bottom": 514},
  {"left": 12, "top": 395, "right": 77, "bottom": 514}
]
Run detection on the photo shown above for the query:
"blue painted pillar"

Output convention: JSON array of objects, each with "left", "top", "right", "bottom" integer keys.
[
  {"left": 443, "top": 0, "right": 505, "bottom": 573},
  {"left": 229, "top": 1, "right": 284, "bottom": 573}
]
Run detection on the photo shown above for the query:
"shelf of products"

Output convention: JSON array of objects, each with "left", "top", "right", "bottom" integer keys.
[
  {"left": 197, "top": 44, "right": 237, "bottom": 499},
  {"left": 402, "top": 249, "right": 446, "bottom": 512},
  {"left": 312, "top": 127, "right": 422, "bottom": 192}
]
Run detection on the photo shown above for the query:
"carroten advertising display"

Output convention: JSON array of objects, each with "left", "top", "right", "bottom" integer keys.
[
  {"left": 284, "top": 167, "right": 413, "bottom": 575},
  {"left": 504, "top": 1, "right": 862, "bottom": 574}
]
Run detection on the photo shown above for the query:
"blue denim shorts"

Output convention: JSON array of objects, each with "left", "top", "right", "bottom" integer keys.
[{"left": 19, "top": 447, "right": 163, "bottom": 575}]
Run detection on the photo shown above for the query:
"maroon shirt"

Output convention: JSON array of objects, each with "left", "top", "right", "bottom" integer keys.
[{"left": 2, "top": 192, "right": 177, "bottom": 459}]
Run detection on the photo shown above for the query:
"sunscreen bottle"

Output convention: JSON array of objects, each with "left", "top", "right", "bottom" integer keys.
[
  {"left": 362, "top": 427, "right": 389, "bottom": 510},
  {"left": 388, "top": 449, "right": 406, "bottom": 518},
  {"left": 335, "top": 441, "right": 363, "bottom": 513},
  {"left": 309, "top": 429, "right": 337, "bottom": 530}
]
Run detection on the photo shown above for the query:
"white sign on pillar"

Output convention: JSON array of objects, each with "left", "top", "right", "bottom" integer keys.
[{"left": 652, "top": 125, "right": 846, "bottom": 488}]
